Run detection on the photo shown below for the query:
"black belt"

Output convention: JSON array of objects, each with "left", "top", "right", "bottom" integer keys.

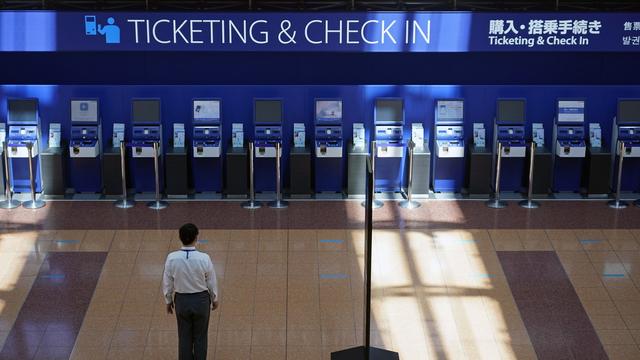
[{"left": 175, "top": 290, "right": 209, "bottom": 296}]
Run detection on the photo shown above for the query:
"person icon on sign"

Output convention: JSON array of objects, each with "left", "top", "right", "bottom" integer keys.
[{"left": 98, "top": 17, "right": 120, "bottom": 44}]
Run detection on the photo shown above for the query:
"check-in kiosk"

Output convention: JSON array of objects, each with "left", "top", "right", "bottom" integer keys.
[
  {"left": 611, "top": 99, "right": 640, "bottom": 192},
  {"left": 374, "top": 99, "right": 404, "bottom": 193},
  {"left": 493, "top": 99, "right": 527, "bottom": 192},
  {"left": 226, "top": 123, "right": 248, "bottom": 198},
  {"left": 314, "top": 99, "right": 344, "bottom": 194},
  {"left": 552, "top": 99, "right": 587, "bottom": 192},
  {"left": 290, "top": 122, "right": 311, "bottom": 197},
  {"left": 347, "top": 123, "right": 368, "bottom": 197},
  {"left": 253, "top": 99, "right": 283, "bottom": 193},
  {"left": 69, "top": 99, "right": 102, "bottom": 193},
  {"left": 191, "top": 99, "right": 222, "bottom": 194},
  {"left": 6, "top": 99, "right": 42, "bottom": 193},
  {"left": 130, "top": 99, "right": 163, "bottom": 193},
  {"left": 433, "top": 99, "right": 465, "bottom": 193}
]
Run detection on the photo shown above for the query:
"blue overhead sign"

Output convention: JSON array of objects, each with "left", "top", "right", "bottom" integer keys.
[{"left": 0, "top": 11, "right": 639, "bottom": 52}]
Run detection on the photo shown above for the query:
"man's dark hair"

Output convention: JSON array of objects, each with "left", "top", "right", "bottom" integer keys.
[{"left": 179, "top": 223, "right": 199, "bottom": 246}]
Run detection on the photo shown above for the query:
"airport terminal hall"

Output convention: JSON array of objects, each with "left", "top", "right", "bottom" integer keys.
[{"left": 2, "top": 1, "right": 640, "bottom": 360}]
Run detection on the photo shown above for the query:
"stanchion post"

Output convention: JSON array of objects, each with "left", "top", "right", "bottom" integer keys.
[
  {"left": 486, "top": 142, "right": 507, "bottom": 209},
  {"left": 608, "top": 140, "right": 628, "bottom": 209},
  {"left": 22, "top": 142, "right": 45, "bottom": 209},
  {"left": 399, "top": 140, "right": 420, "bottom": 209},
  {"left": 269, "top": 142, "right": 288, "bottom": 209},
  {"left": 114, "top": 140, "right": 135, "bottom": 208},
  {"left": 362, "top": 141, "right": 383, "bottom": 209},
  {"left": 519, "top": 142, "right": 540, "bottom": 209},
  {"left": 147, "top": 141, "right": 168, "bottom": 210},
  {"left": 0, "top": 141, "right": 21, "bottom": 209},
  {"left": 330, "top": 142, "right": 400, "bottom": 360},
  {"left": 242, "top": 141, "right": 261, "bottom": 209}
]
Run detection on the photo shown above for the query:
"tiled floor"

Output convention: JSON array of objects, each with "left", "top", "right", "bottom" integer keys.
[{"left": 0, "top": 201, "right": 640, "bottom": 359}]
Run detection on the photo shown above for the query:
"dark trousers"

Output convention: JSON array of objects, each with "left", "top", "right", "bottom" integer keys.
[{"left": 175, "top": 291, "right": 210, "bottom": 360}]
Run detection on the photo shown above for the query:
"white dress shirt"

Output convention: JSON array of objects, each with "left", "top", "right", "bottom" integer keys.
[{"left": 162, "top": 246, "right": 218, "bottom": 305}]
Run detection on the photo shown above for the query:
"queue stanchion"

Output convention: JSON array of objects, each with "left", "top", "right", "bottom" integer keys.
[
  {"left": 147, "top": 142, "right": 168, "bottom": 210},
  {"left": 114, "top": 141, "right": 135, "bottom": 209},
  {"left": 519, "top": 142, "right": 540, "bottom": 209},
  {"left": 362, "top": 141, "right": 383, "bottom": 209},
  {"left": 0, "top": 141, "right": 21, "bottom": 209},
  {"left": 22, "top": 142, "right": 45, "bottom": 209},
  {"left": 269, "top": 142, "right": 288, "bottom": 209},
  {"left": 608, "top": 141, "right": 628, "bottom": 209},
  {"left": 242, "top": 141, "right": 261, "bottom": 209},
  {"left": 399, "top": 140, "right": 420, "bottom": 209},
  {"left": 486, "top": 142, "right": 507, "bottom": 209}
]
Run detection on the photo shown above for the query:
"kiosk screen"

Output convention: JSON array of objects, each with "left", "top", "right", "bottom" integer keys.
[
  {"left": 557, "top": 100, "right": 585, "bottom": 123},
  {"left": 436, "top": 100, "right": 464, "bottom": 121},
  {"left": 8, "top": 99, "right": 38, "bottom": 124},
  {"left": 618, "top": 100, "right": 640, "bottom": 124},
  {"left": 316, "top": 100, "right": 342, "bottom": 122},
  {"left": 193, "top": 100, "right": 220, "bottom": 122},
  {"left": 255, "top": 100, "right": 283, "bottom": 124},
  {"left": 497, "top": 100, "right": 526, "bottom": 123},
  {"left": 375, "top": 99, "right": 404, "bottom": 123},
  {"left": 132, "top": 100, "right": 161, "bottom": 124},
  {"left": 71, "top": 100, "right": 99, "bottom": 123}
]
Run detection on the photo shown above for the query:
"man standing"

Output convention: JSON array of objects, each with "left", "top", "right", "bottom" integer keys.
[{"left": 163, "top": 223, "right": 219, "bottom": 360}]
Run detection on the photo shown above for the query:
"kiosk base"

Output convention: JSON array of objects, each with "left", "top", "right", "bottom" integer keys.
[
  {"left": 290, "top": 147, "right": 312, "bottom": 197},
  {"left": 410, "top": 149, "right": 431, "bottom": 195},
  {"left": 531, "top": 148, "right": 552, "bottom": 195},
  {"left": 225, "top": 145, "right": 248, "bottom": 198},
  {"left": 468, "top": 147, "right": 493, "bottom": 195},
  {"left": 348, "top": 144, "right": 368, "bottom": 196},
  {"left": 331, "top": 346, "right": 399, "bottom": 360},
  {"left": 585, "top": 147, "right": 612, "bottom": 195},
  {"left": 165, "top": 148, "right": 188, "bottom": 197},
  {"left": 42, "top": 148, "right": 66, "bottom": 196},
  {"left": 103, "top": 148, "right": 122, "bottom": 196}
]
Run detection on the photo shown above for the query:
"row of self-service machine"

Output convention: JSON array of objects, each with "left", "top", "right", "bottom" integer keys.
[{"left": 1, "top": 97, "right": 640, "bottom": 200}]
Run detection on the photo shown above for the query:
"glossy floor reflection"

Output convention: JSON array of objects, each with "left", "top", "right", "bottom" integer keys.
[{"left": 0, "top": 202, "right": 639, "bottom": 359}]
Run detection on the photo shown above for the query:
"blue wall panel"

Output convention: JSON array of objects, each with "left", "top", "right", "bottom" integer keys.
[{"left": 0, "top": 52, "right": 639, "bottom": 86}]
